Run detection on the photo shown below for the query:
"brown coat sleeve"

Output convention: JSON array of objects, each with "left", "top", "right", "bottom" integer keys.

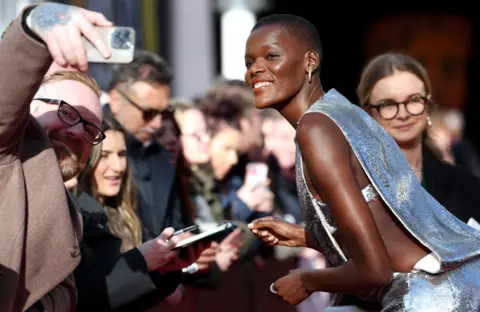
[
  {"left": 0, "top": 6, "right": 52, "bottom": 163},
  {"left": 38, "top": 274, "right": 77, "bottom": 312}
]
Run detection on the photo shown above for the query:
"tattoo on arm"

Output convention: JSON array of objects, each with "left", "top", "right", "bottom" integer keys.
[{"left": 30, "top": 3, "right": 73, "bottom": 30}]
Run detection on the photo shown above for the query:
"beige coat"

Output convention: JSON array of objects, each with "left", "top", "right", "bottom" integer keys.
[{"left": 0, "top": 9, "right": 83, "bottom": 312}]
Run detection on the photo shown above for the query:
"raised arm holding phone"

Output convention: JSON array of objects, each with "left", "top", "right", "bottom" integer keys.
[
  {"left": 0, "top": 2, "right": 112, "bottom": 311},
  {"left": 0, "top": 2, "right": 208, "bottom": 311}
]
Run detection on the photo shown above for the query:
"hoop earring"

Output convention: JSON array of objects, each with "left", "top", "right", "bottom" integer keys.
[
  {"left": 308, "top": 70, "right": 312, "bottom": 83},
  {"left": 427, "top": 116, "right": 432, "bottom": 126}
]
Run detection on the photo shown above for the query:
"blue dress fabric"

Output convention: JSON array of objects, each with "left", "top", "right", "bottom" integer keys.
[{"left": 295, "top": 89, "right": 480, "bottom": 311}]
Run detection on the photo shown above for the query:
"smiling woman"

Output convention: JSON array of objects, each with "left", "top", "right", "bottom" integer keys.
[
  {"left": 79, "top": 118, "right": 142, "bottom": 252},
  {"left": 244, "top": 14, "right": 322, "bottom": 112},
  {"left": 358, "top": 52, "right": 480, "bottom": 221},
  {"left": 245, "top": 14, "right": 480, "bottom": 311}
]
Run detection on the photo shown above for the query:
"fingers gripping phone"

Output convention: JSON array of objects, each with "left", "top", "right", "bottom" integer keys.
[{"left": 82, "top": 26, "right": 135, "bottom": 63}]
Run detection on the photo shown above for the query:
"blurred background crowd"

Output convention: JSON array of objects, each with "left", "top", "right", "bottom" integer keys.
[{"left": 3, "top": 0, "right": 480, "bottom": 311}]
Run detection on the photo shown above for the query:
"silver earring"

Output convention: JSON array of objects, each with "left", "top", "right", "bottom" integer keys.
[
  {"left": 308, "top": 70, "right": 312, "bottom": 83},
  {"left": 427, "top": 116, "right": 432, "bottom": 126}
]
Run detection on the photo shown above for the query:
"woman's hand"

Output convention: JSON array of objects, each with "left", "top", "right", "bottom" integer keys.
[
  {"left": 137, "top": 228, "right": 208, "bottom": 273},
  {"left": 248, "top": 216, "right": 305, "bottom": 247},
  {"left": 195, "top": 242, "right": 218, "bottom": 271},
  {"left": 137, "top": 227, "right": 177, "bottom": 272},
  {"left": 271, "top": 269, "right": 312, "bottom": 305},
  {"left": 159, "top": 232, "right": 210, "bottom": 274},
  {"left": 237, "top": 183, "right": 274, "bottom": 212},
  {"left": 215, "top": 228, "right": 243, "bottom": 271}
]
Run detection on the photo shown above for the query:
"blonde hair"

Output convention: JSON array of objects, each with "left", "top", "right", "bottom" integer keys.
[
  {"left": 357, "top": 52, "right": 447, "bottom": 162},
  {"left": 43, "top": 70, "right": 102, "bottom": 97},
  {"left": 357, "top": 53, "right": 433, "bottom": 107},
  {"left": 79, "top": 119, "right": 142, "bottom": 251}
]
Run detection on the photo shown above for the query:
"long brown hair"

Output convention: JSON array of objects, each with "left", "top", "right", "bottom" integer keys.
[
  {"left": 166, "top": 101, "right": 197, "bottom": 224},
  {"left": 357, "top": 52, "right": 444, "bottom": 160},
  {"left": 79, "top": 118, "right": 142, "bottom": 251}
]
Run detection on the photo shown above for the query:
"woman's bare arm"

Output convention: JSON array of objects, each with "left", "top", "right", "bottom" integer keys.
[{"left": 295, "top": 112, "right": 393, "bottom": 293}]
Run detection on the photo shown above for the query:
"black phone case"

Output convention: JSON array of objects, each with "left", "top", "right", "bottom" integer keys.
[{"left": 174, "top": 223, "right": 237, "bottom": 257}]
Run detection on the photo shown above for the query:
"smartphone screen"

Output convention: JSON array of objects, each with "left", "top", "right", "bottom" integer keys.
[{"left": 245, "top": 162, "right": 269, "bottom": 186}]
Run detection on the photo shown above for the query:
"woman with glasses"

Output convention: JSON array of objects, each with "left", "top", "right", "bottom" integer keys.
[
  {"left": 328, "top": 52, "right": 480, "bottom": 311},
  {"left": 358, "top": 52, "right": 480, "bottom": 224}
]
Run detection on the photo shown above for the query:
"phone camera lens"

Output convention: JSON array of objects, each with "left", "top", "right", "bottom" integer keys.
[{"left": 111, "top": 29, "right": 132, "bottom": 50}]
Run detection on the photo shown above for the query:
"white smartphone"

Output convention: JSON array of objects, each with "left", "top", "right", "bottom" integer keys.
[
  {"left": 82, "top": 26, "right": 135, "bottom": 64},
  {"left": 245, "top": 162, "right": 269, "bottom": 186}
]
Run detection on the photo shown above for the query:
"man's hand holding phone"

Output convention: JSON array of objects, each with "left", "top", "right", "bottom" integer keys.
[
  {"left": 26, "top": 2, "right": 135, "bottom": 72},
  {"left": 26, "top": 2, "right": 113, "bottom": 72}
]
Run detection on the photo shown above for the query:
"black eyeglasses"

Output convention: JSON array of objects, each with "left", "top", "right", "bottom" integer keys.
[
  {"left": 34, "top": 98, "right": 106, "bottom": 145},
  {"left": 365, "top": 94, "right": 429, "bottom": 120},
  {"left": 116, "top": 89, "right": 172, "bottom": 121}
]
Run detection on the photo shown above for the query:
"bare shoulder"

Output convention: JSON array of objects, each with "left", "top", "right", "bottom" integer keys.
[{"left": 296, "top": 112, "right": 350, "bottom": 158}]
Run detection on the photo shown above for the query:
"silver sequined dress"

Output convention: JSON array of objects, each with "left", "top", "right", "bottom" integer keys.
[{"left": 295, "top": 89, "right": 480, "bottom": 311}]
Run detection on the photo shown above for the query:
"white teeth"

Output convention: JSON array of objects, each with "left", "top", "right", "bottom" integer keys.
[{"left": 253, "top": 81, "right": 272, "bottom": 89}]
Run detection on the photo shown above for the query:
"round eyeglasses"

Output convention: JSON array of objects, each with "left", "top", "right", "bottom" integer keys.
[{"left": 366, "top": 94, "right": 429, "bottom": 120}]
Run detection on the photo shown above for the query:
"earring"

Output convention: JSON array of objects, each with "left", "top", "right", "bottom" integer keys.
[
  {"left": 427, "top": 116, "right": 432, "bottom": 126},
  {"left": 308, "top": 70, "right": 312, "bottom": 83}
]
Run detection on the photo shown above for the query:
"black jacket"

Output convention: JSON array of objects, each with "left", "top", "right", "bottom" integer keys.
[
  {"left": 423, "top": 146, "right": 480, "bottom": 223},
  {"left": 73, "top": 190, "right": 182, "bottom": 312},
  {"left": 103, "top": 105, "right": 185, "bottom": 240}
]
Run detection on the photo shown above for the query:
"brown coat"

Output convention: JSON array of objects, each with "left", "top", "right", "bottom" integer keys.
[{"left": 0, "top": 9, "right": 83, "bottom": 312}]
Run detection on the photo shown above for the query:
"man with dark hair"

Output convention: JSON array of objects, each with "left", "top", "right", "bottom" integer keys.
[
  {"left": 104, "top": 50, "right": 219, "bottom": 307},
  {"left": 105, "top": 49, "right": 183, "bottom": 240},
  {"left": 108, "top": 49, "right": 174, "bottom": 93},
  {"left": 200, "top": 78, "right": 263, "bottom": 157}
]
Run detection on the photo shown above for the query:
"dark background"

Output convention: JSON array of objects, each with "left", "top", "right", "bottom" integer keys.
[
  {"left": 60, "top": 0, "right": 479, "bottom": 152},
  {"left": 239, "top": 0, "right": 480, "bottom": 150}
]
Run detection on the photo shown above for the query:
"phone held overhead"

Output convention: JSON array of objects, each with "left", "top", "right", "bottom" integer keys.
[{"left": 83, "top": 26, "right": 135, "bottom": 63}]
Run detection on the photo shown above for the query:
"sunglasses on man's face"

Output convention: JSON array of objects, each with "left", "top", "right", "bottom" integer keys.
[{"left": 116, "top": 89, "right": 172, "bottom": 121}]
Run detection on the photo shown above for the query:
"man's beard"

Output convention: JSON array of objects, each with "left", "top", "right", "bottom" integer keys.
[
  {"left": 58, "top": 152, "right": 83, "bottom": 182},
  {"left": 50, "top": 135, "right": 84, "bottom": 182}
]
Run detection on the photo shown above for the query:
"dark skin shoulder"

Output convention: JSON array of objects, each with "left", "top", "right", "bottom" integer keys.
[{"left": 294, "top": 112, "right": 429, "bottom": 293}]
